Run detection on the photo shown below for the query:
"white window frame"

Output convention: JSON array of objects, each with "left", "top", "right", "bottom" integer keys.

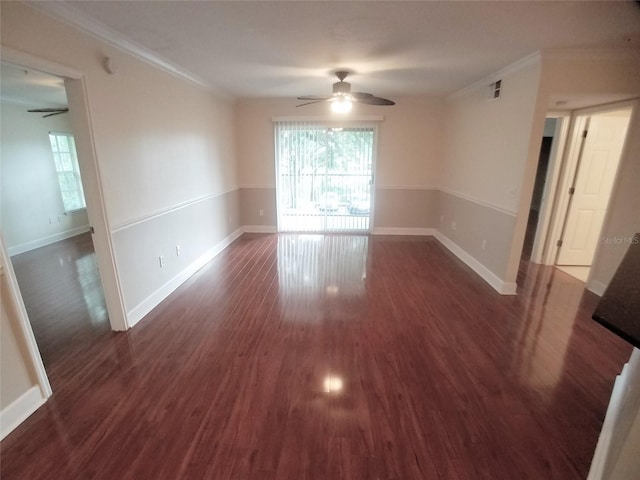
[{"left": 48, "top": 131, "right": 86, "bottom": 214}]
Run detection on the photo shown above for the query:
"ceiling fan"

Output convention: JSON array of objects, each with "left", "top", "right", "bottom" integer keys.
[
  {"left": 297, "top": 71, "right": 395, "bottom": 113},
  {"left": 27, "top": 107, "right": 69, "bottom": 118}
]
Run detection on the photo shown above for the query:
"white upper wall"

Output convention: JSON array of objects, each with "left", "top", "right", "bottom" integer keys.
[
  {"left": 440, "top": 58, "right": 542, "bottom": 214},
  {"left": 1, "top": 2, "right": 237, "bottom": 229},
  {"left": 235, "top": 97, "right": 443, "bottom": 190}
]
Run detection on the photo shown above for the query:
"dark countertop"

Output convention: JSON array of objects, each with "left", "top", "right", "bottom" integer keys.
[{"left": 592, "top": 233, "right": 640, "bottom": 349}]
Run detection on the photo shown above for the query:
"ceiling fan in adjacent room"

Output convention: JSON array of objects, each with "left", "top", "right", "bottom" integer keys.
[
  {"left": 297, "top": 71, "right": 395, "bottom": 113},
  {"left": 27, "top": 107, "right": 69, "bottom": 118}
]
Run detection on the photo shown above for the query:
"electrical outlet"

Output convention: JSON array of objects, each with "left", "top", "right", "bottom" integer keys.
[
  {"left": 451, "top": 221, "right": 457, "bottom": 231},
  {"left": 259, "top": 209, "right": 264, "bottom": 217},
  {"left": 440, "top": 215, "right": 443, "bottom": 224},
  {"left": 176, "top": 245, "right": 181, "bottom": 256},
  {"left": 159, "top": 255, "right": 165, "bottom": 268},
  {"left": 482, "top": 240, "right": 487, "bottom": 250}
]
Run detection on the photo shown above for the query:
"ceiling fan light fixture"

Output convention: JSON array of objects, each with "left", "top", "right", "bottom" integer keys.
[{"left": 331, "top": 96, "right": 352, "bottom": 113}]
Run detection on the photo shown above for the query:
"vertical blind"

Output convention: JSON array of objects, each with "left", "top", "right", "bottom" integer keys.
[{"left": 274, "top": 120, "right": 376, "bottom": 233}]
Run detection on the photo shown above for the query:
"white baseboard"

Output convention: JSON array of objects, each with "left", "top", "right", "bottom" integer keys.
[
  {"left": 243, "top": 225, "right": 277, "bottom": 234},
  {"left": 127, "top": 227, "right": 244, "bottom": 327},
  {"left": 0, "top": 386, "right": 46, "bottom": 441},
  {"left": 587, "top": 280, "right": 607, "bottom": 297},
  {"left": 372, "top": 227, "right": 436, "bottom": 236},
  {"left": 434, "top": 231, "right": 517, "bottom": 295},
  {"left": 8, "top": 226, "right": 91, "bottom": 256}
]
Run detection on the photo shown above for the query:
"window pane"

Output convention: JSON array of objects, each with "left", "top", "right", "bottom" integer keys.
[
  {"left": 50, "top": 133, "right": 86, "bottom": 212},
  {"left": 58, "top": 135, "right": 69, "bottom": 152},
  {"left": 52, "top": 153, "right": 63, "bottom": 171},
  {"left": 60, "top": 153, "right": 72, "bottom": 171}
]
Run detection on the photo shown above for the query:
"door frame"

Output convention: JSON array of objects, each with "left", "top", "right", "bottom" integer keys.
[
  {"left": 2, "top": 47, "right": 128, "bottom": 332},
  {"left": 530, "top": 112, "right": 571, "bottom": 264},
  {"left": 538, "top": 100, "right": 636, "bottom": 271}
]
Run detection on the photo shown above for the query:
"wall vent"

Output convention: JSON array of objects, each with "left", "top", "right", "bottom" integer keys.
[{"left": 488, "top": 80, "right": 502, "bottom": 100}]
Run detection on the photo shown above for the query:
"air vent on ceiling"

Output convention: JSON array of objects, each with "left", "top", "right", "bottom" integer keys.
[{"left": 488, "top": 80, "right": 502, "bottom": 100}]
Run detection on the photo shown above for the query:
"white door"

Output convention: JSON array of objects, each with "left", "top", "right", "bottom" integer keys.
[{"left": 557, "top": 111, "right": 631, "bottom": 266}]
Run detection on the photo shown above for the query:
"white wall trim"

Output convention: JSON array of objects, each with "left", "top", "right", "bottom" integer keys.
[
  {"left": 372, "top": 227, "right": 436, "bottom": 236},
  {"left": 587, "top": 280, "right": 607, "bottom": 297},
  {"left": 126, "top": 227, "right": 244, "bottom": 327},
  {"left": 447, "top": 51, "right": 541, "bottom": 101},
  {"left": 243, "top": 225, "right": 277, "bottom": 234},
  {"left": 7, "top": 226, "right": 91, "bottom": 257},
  {"left": 112, "top": 189, "right": 239, "bottom": 233},
  {"left": 434, "top": 231, "right": 517, "bottom": 295},
  {"left": 0, "top": 386, "right": 46, "bottom": 441},
  {"left": 438, "top": 187, "right": 518, "bottom": 217},
  {"left": 24, "top": 2, "right": 231, "bottom": 98}
]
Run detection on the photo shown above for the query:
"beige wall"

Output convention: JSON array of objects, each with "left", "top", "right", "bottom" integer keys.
[
  {"left": 439, "top": 59, "right": 542, "bottom": 285},
  {"left": 505, "top": 52, "right": 640, "bottom": 287},
  {"left": 1, "top": 2, "right": 239, "bottom": 323},
  {"left": 235, "top": 96, "right": 444, "bottom": 229},
  {"left": 441, "top": 60, "right": 542, "bottom": 214},
  {"left": 374, "top": 188, "right": 438, "bottom": 230},
  {"left": 1, "top": 102, "right": 90, "bottom": 254}
]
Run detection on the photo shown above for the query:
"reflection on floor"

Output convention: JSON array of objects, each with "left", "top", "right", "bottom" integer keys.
[
  {"left": 9, "top": 232, "right": 110, "bottom": 384},
  {"left": 556, "top": 265, "right": 590, "bottom": 283},
  {"left": 2, "top": 233, "right": 633, "bottom": 479}
]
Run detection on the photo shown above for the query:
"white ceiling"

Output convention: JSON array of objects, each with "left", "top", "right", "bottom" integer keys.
[
  {"left": 27, "top": 1, "right": 640, "bottom": 100},
  {"left": 0, "top": 62, "right": 68, "bottom": 107}
]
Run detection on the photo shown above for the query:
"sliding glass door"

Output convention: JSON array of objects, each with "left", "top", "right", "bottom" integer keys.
[{"left": 275, "top": 121, "right": 375, "bottom": 232}]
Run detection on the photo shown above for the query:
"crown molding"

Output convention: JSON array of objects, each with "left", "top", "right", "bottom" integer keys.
[
  {"left": 25, "top": 1, "right": 232, "bottom": 100},
  {"left": 447, "top": 51, "right": 542, "bottom": 101}
]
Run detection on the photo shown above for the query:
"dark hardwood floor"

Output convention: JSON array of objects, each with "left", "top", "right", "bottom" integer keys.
[{"left": 1, "top": 233, "right": 632, "bottom": 479}]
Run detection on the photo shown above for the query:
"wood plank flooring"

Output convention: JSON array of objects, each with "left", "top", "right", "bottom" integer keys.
[{"left": 1, "top": 233, "right": 632, "bottom": 479}]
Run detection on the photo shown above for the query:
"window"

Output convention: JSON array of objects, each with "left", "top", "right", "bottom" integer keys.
[
  {"left": 49, "top": 132, "right": 86, "bottom": 212},
  {"left": 275, "top": 121, "right": 375, "bottom": 232}
]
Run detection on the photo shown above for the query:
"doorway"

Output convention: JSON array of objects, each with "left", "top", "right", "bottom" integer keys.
[
  {"left": 275, "top": 121, "right": 376, "bottom": 233},
  {"left": 554, "top": 108, "right": 632, "bottom": 282},
  {"left": 0, "top": 63, "right": 111, "bottom": 371},
  {"left": 522, "top": 118, "right": 558, "bottom": 260},
  {"left": 528, "top": 104, "right": 633, "bottom": 284},
  {"left": 1, "top": 47, "right": 127, "bottom": 332}
]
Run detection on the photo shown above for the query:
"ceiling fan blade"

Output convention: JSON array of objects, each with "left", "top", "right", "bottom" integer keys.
[
  {"left": 27, "top": 107, "right": 69, "bottom": 113},
  {"left": 28, "top": 107, "right": 69, "bottom": 117},
  {"left": 42, "top": 110, "right": 68, "bottom": 118},
  {"left": 351, "top": 92, "right": 374, "bottom": 99},
  {"left": 297, "top": 95, "right": 332, "bottom": 101},
  {"left": 355, "top": 95, "right": 395, "bottom": 106},
  {"left": 296, "top": 99, "right": 331, "bottom": 108}
]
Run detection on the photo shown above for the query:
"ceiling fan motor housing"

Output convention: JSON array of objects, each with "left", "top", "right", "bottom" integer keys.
[{"left": 333, "top": 81, "right": 351, "bottom": 95}]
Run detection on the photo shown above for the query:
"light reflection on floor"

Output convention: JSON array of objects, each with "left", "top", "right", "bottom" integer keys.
[
  {"left": 277, "top": 235, "right": 368, "bottom": 322},
  {"left": 75, "top": 254, "right": 108, "bottom": 324}
]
